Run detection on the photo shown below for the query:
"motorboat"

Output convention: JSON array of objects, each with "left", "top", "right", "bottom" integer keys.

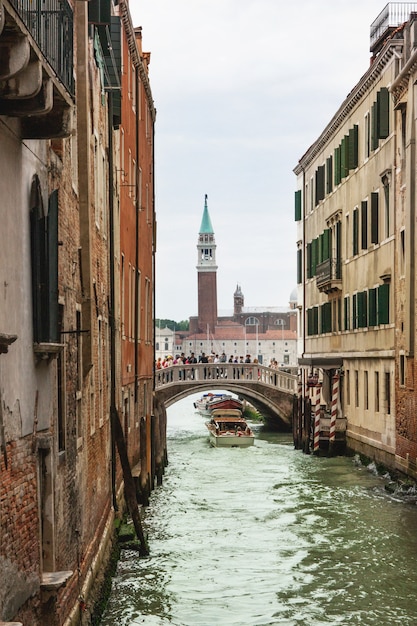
[
  {"left": 193, "top": 392, "right": 231, "bottom": 416},
  {"left": 205, "top": 409, "right": 254, "bottom": 447}
]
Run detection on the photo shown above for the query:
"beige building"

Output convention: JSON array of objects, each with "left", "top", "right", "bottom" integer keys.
[{"left": 293, "top": 4, "right": 412, "bottom": 467}]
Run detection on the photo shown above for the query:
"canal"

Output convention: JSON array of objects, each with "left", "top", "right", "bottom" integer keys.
[{"left": 101, "top": 393, "right": 417, "bottom": 626}]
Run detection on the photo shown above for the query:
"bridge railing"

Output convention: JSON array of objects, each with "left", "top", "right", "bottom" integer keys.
[{"left": 154, "top": 363, "right": 298, "bottom": 395}]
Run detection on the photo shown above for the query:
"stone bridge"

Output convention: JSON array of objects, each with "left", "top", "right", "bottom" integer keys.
[{"left": 154, "top": 363, "right": 298, "bottom": 429}]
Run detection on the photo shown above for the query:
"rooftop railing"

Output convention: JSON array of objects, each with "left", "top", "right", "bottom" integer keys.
[
  {"left": 9, "top": 0, "right": 74, "bottom": 96},
  {"left": 370, "top": 3, "right": 417, "bottom": 48}
]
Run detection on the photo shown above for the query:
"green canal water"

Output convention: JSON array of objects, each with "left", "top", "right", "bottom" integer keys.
[{"left": 101, "top": 394, "right": 417, "bottom": 626}]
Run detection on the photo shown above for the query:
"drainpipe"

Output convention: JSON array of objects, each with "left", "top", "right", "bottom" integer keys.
[{"left": 108, "top": 92, "right": 117, "bottom": 510}]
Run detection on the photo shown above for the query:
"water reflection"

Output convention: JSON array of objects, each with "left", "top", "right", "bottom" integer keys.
[{"left": 101, "top": 394, "right": 417, "bottom": 626}]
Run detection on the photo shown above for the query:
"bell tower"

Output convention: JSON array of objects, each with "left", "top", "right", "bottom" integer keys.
[
  {"left": 197, "top": 195, "right": 218, "bottom": 333},
  {"left": 234, "top": 284, "right": 244, "bottom": 315}
]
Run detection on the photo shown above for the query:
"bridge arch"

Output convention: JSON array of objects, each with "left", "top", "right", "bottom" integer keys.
[{"left": 154, "top": 363, "right": 297, "bottom": 430}]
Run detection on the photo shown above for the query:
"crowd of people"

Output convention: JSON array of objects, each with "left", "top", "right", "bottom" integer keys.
[{"left": 155, "top": 352, "right": 280, "bottom": 370}]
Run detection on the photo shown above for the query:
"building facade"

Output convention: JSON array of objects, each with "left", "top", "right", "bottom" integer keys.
[
  {"left": 294, "top": 3, "right": 417, "bottom": 475},
  {"left": 0, "top": 1, "right": 158, "bottom": 624}
]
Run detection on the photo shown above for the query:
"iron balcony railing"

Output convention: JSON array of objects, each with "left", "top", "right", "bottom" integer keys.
[
  {"left": 9, "top": 0, "right": 74, "bottom": 96},
  {"left": 316, "top": 258, "right": 342, "bottom": 289},
  {"left": 370, "top": 3, "right": 417, "bottom": 48}
]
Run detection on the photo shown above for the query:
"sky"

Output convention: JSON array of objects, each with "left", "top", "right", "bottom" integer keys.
[{"left": 130, "top": 0, "right": 387, "bottom": 321}]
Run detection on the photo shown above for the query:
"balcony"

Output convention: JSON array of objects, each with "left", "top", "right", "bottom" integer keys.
[
  {"left": 0, "top": 0, "right": 74, "bottom": 138},
  {"left": 316, "top": 258, "right": 342, "bottom": 294}
]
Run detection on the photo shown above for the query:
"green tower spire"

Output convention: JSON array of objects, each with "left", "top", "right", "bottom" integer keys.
[{"left": 199, "top": 194, "right": 214, "bottom": 234}]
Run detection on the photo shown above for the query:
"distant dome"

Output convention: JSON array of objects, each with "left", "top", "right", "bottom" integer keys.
[{"left": 289, "top": 287, "right": 297, "bottom": 304}]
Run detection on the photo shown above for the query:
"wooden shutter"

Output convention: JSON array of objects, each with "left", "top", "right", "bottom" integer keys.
[
  {"left": 341, "top": 135, "right": 349, "bottom": 178},
  {"left": 306, "top": 242, "right": 312, "bottom": 279},
  {"left": 89, "top": 0, "right": 111, "bottom": 24},
  {"left": 344, "top": 296, "right": 350, "bottom": 330},
  {"left": 336, "top": 221, "right": 342, "bottom": 278},
  {"left": 368, "top": 288, "right": 377, "bottom": 326},
  {"left": 353, "top": 208, "right": 359, "bottom": 256},
  {"left": 297, "top": 249, "right": 302, "bottom": 284},
  {"left": 371, "top": 101, "right": 379, "bottom": 151},
  {"left": 378, "top": 283, "right": 390, "bottom": 324},
  {"left": 378, "top": 87, "right": 389, "bottom": 139},
  {"left": 295, "top": 190, "right": 302, "bottom": 221},
  {"left": 326, "top": 156, "right": 333, "bottom": 194},
  {"left": 349, "top": 125, "right": 359, "bottom": 170},
  {"left": 361, "top": 200, "right": 368, "bottom": 249},
  {"left": 48, "top": 190, "right": 59, "bottom": 343},
  {"left": 371, "top": 192, "right": 379, "bottom": 244},
  {"left": 315, "top": 165, "right": 325, "bottom": 205},
  {"left": 334, "top": 146, "right": 341, "bottom": 186}
]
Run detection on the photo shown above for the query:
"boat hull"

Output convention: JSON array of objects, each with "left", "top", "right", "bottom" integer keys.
[
  {"left": 205, "top": 409, "right": 254, "bottom": 447},
  {"left": 208, "top": 431, "right": 254, "bottom": 447}
]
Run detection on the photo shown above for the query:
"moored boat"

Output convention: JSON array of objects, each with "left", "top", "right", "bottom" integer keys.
[
  {"left": 205, "top": 409, "right": 254, "bottom": 447},
  {"left": 206, "top": 395, "right": 243, "bottom": 413},
  {"left": 193, "top": 392, "right": 231, "bottom": 416}
]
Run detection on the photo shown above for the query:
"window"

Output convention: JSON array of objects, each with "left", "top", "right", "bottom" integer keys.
[
  {"left": 346, "top": 370, "right": 350, "bottom": 405},
  {"left": 30, "top": 182, "right": 59, "bottom": 344},
  {"left": 368, "top": 288, "right": 377, "bottom": 326},
  {"left": 375, "top": 371, "right": 380, "bottom": 412},
  {"left": 315, "top": 165, "right": 325, "bottom": 205},
  {"left": 378, "top": 283, "right": 390, "bottom": 324},
  {"left": 353, "top": 208, "right": 359, "bottom": 256},
  {"left": 355, "top": 370, "right": 359, "bottom": 407},
  {"left": 365, "top": 111, "right": 371, "bottom": 159},
  {"left": 348, "top": 125, "right": 359, "bottom": 170},
  {"left": 364, "top": 371, "right": 369, "bottom": 410},
  {"left": 361, "top": 200, "right": 368, "bottom": 249},
  {"left": 297, "top": 248, "right": 302, "bottom": 284},
  {"left": 321, "top": 302, "right": 332, "bottom": 333},
  {"left": 382, "top": 173, "right": 390, "bottom": 238},
  {"left": 400, "top": 354, "right": 405, "bottom": 387},
  {"left": 385, "top": 372, "right": 391, "bottom": 414},
  {"left": 326, "top": 156, "right": 333, "bottom": 194},
  {"left": 344, "top": 296, "right": 350, "bottom": 331},
  {"left": 294, "top": 190, "right": 302, "bottom": 221},
  {"left": 371, "top": 192, "right": 379, "bottom": 244}
]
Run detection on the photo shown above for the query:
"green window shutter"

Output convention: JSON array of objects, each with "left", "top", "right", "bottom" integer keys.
[
  {"left": 321, "top": 302, "right": 332, "bottom": 333},
  {"left": 341, "top": 135, "right": 349, "bottom": 178},
  {"left": 344, "top": 296, "right": 350, "bottom": 330},
  {"left": 306, "top": 242, "right": 312, "bottom": 279},
  {"left": 371, "top": 192, "right": 379, "bottom": 244},
  {"left": 48, "top": 190, "right": 59, "bottom": 343},
  {"left": 361, "top": 200, "right": 368, "bottom": 250},
  {"left": 326, "top": 156, "right": 333, "bottom": 194},
  {"left": 349, "top": 125, "right": 359, "bottom": 170},
  {"left": 368, "top": 288, "right": 377, "bottom": 326},
  {"left": 337, "top": 297, "right": 342, "bottom": 331},
  {"left": 307, "top": 309, "right": 313, "bottom": 336},
  {"left": 322, "top": 228, "right": 330, "bottom": 261},
  {"left": 89, "top": 0, "right": 111, "bottom": 24},
  {"left": 312, "top": 238, "right": 318, "bottom": 276},
  {"left": 315, "top": 165, "right": 325, "bottom": 205},
  {"left": 353, "top": 208, "right": 359, "bottom": 256},
  {"left": 371, "top": 101, "right": 379, "bottom": 151},
  {"left": 295, "top": 190, "right": 302, "bottom": 221},
  {"left": 353, "top": 293, "right": 358, "bottom": 329},
  {"left": 378, "top": 283, "right": 390, "bottom": 324},
  {"left": 378, "top": 87, "right": 389, "bottom": 139},
  {"left": 313, "top": 307, "right": 319, "bottom": 334},
  {"left": 358, "top": 291, "right": 368, "bottom": 328},
  {"left": 334, "top": 146, "right": 341, "bottom": 186},
  {"left": 297, "top": 249, "right": 302, "bottom": 284},
  {"left": 336, "top": 221, "right": 341, "bottom": 278}
]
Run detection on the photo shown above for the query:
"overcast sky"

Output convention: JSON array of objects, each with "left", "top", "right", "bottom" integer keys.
[{"left": 130, "top": 0, "right": 386, "bottom": 321}]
